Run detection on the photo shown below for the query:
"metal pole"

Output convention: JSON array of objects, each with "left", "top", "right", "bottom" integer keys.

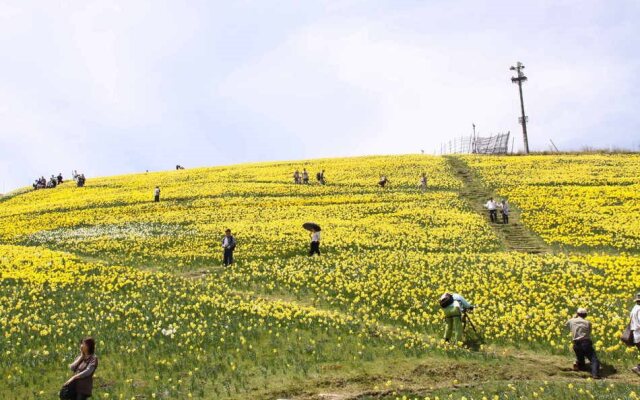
[
  {"left": 517, "top": 79, "right": 529, "bottom": 153},
  {"left": 511, "top": 62, "right": 530, "bottom": 154},
  {"left": 472, "top": 123, "right": 476, "bottom": 154}
]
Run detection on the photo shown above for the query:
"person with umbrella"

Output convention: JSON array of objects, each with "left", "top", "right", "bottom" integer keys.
[{"left": 303, "top": 223, "right": 321, "bottom": 256}]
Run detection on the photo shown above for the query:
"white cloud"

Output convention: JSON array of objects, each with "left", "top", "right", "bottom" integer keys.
[{"left": 1, "top": 0, "right": 639, "bottom": 191}]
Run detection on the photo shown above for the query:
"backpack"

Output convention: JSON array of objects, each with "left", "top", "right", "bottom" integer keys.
[{"left": 621, "top": 323, "right": 635, "bottom": 346}]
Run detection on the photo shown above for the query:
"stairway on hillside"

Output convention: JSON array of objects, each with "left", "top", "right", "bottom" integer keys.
[{"left": 446, "top": 156, "right": 550, "bottom": 255}]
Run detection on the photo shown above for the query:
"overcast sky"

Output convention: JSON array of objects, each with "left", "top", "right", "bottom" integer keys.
[{"left": 1, "top": 0, "right": 639, "bottom": 192}]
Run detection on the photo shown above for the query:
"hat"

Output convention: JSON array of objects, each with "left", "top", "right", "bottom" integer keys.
[{"left": 576, "top": 307, "right": 588, "bottom": 315}]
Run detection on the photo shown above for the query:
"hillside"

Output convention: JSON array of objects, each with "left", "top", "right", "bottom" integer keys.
[{"left": 1, "top": 154, "right": 640, "bottom": 399}]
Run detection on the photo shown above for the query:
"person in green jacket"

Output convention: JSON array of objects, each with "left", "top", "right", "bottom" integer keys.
[{"left": 439, "top": 293, "right": 473, "bottom": 343}]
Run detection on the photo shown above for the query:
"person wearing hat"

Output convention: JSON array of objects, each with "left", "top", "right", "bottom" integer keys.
[
  {"left": 566, "top": 307, "right": 600, "bottom": 379},
  {"left": 630, "top": 293, "right": 640, "bottom": 375},
  {"left": 439, "top": 293, "right": 473, "bottom": 344}
]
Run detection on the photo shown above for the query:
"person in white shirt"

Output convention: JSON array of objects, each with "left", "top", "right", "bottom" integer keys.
[
  {"left": 484, "top": 197, "right": 498, "bottom": 223},
  {"left": 309, "top": 228, "right": 321, "bottom": 256},
  {"left": 154, "top": 186, "right": 160, "bottom": 202},
  {"left": 630, "top": 293, "right": 640, "bottom": 375},
  {"left": 419, "top": 173, "right": 427, "bottom": 192}
]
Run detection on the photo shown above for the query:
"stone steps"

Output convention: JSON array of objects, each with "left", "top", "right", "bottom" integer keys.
[{"left": 446, "top": 156, "right": 551, "bottom": 255}]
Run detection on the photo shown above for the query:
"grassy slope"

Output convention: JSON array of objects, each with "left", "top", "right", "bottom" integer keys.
[{"left": 1, "top": 154, "right": 640, "bottom": 399}]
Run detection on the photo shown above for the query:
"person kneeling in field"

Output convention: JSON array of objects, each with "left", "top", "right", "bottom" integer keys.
[
  {"left": 566, "top": 307, "right": 600, "bottom": 379},
  {"left": 439, "top": 293, "right": 473, "bottom": 343}
]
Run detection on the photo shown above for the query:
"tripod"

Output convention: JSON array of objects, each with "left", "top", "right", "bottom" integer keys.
[
  {"left": 461, "top": 308, "right": 483, "bottom": 345},
  {"left": 461, "top": 309, "right": 477, "bottom": 333}
]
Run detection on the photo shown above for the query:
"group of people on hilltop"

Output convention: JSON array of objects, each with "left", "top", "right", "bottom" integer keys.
[
  {"left": 293, "top": 168, "right": 326, "bottom": 185},
  {"left": 289, "top": 170, "right": 431, "bottom": 190},
  {"left": 72, "top": 170, "right": 87, "bottom": 187},
  {"left": 32, "top": 173, "right": 63, "bottom": 189},
  {"left": 32, "top": 171, "right": 86, "bottom": 190}
]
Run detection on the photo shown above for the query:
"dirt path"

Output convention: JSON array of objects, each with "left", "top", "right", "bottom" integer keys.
[{"left": 446, "top": 156, "right": 551, "bottom": 254}]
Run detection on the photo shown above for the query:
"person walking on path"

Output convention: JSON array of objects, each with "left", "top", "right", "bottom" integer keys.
[
  {"left": 222, "top": 229, "right": 237, "bottom": 266},
  {"left": 309, "top": 227, "right": 321, "bottom": 256},
  {"left": 500, "top": 199, "right": 510, "bottom": 224},
  {"left": 566, "top": 308, "right": 601, "bottom": 379},
  {"left": 439, "top": 293, "right": 473, "bottom": 344},
  {"left": 630, "top": 293, "right": 640, "bottom": 375},
  {"left": 419, "top": 173, "right": 427, "bottom": 192},
  {"left": 62, "top": 337, "right": 98, "bottom": 400},
  {"left": 484, "top": 197, "right": 498, "bottom": 223},
  {"left": 302, "top": 169, "right": 309, "bottom": 184},
  {"left": 154, "top": 186, "right": 161, "bottom": 202}
]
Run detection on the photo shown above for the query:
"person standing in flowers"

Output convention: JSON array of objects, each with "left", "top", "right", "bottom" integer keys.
[
  {"left": 419, "top": 173, "right": 427, "bottom": 192},
  {"left": 302, "top": 169, "right": 309, "bottom": 184},
  {"left": 500, "top": 199, "right": 510, "bottom": 224},
  {"left": 378, "top": 175, "right": 389, "bottom": 188},
  {"left": 484, "top": 197, "right": 498, "bottom": 223},
  {"left": 309, "top": 227, "right": 321, "bottom": 256},
  {"left": 566, "top": 308, "right": 600, "bottom": 379},
  {"left": 62, "top": 337, "right": 98, "bottom": 400},
  {"left": 316, "top": 170, "right": 326, "bottom": 185},
  {"left": 630, "top": 293, "right": 640, "bottom": 375},
  {"left": 222, "top": 229, "right": 237, "bottom": 266},
  {"left": 439, "top": 293, "right": 473, "bottom": 343},
  {"left": 293, "top": 170, "right": 301, "bottom": 184},
  {"left": 154, "top": 186, "right": 161, "bottom": 202}
]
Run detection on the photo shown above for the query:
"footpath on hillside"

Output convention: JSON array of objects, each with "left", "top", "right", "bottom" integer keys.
[{"left": 446, "top": 156, "right": 550, "bottom": 254}]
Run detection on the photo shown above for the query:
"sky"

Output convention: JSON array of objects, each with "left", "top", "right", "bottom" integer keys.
[{"left": 1, "top": 0, "right": 639, "bottom": 192}]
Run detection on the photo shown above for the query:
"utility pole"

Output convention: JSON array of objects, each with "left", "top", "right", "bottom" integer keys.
[
  {"left": 472, "top": 123, "right": 477, "bottom": 153},
  {"left": 510, "top": 61, "right": 529, "bottom": 154}
]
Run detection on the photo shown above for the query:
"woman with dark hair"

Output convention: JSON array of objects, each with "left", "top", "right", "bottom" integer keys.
[{"left": 63, "top": 337, "right": 98, "bottom": 399}]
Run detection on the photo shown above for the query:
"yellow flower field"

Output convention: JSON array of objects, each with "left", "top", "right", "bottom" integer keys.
[
  {"left": 463, "top": 154, "right": 640, "bottom": 250},
  {"left": 1, "top": 154, "right": 639, "bottom": 399}
]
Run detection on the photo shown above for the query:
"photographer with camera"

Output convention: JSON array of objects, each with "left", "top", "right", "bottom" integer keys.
[{"left": 439, "top": 292, "right": 474, "bottom": 344}]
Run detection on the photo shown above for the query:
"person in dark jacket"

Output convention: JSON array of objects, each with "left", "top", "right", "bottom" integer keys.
[
  {"left": 63, "top": 337, "right": 98, "bottom": 399},
  {"left": 222, "top": 229, "right": 237, "bottom": 266},
  {"left": 378, "top": 175, "right": 388, "bottom": 188}
]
